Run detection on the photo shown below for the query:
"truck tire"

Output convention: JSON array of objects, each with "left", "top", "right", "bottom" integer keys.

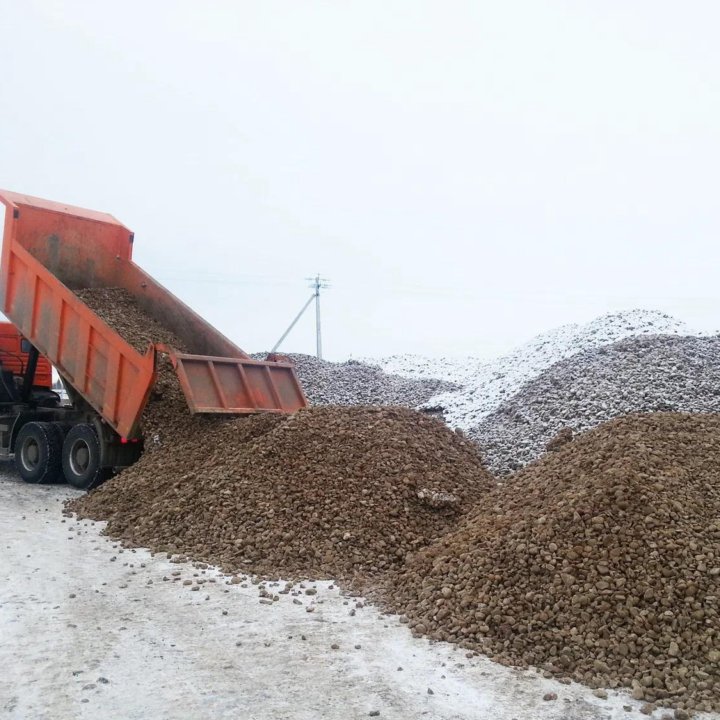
[
  {"left": 14, "top": 421, "right": 64, "bottom": 484},
  {"left": 62, "top": 424, "right": 107, "bottom": 490}
]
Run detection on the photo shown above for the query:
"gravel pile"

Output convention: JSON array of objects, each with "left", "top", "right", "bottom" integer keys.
[
  {"left": 76, "top": 287, "right": 208, "bottom": 447},
  {"left": 76, "top": 288, "right": 188, "bottom": 354},
  {"left": 69, "top": 406, "right": 494, "bottom": 581},
  {"left": 471, "top": 335, "right": 720, "bottom": 476},
  {"left": 367, "top": 309, "right": 693, "bottom": 430},
  {"left": 381, "top": 413, "right": 720, "bottom": 715},
  {"left": 75, "top": 290, "right": 493, "bottom": 580},
  {"left": 251, "top": 352, "right": 457, "bottom": 408}
]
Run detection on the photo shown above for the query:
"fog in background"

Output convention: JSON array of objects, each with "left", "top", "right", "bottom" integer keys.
[{"left": 1, "top": 1, "right": 719, "bottom": 360}]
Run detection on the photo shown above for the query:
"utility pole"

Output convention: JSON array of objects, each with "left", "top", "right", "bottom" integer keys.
[
  {"left": 271, "top": 275, "right": 330, "bottom": 358},
  {"left": 308, "top": 274, "right": 330, "bottom": 359}
]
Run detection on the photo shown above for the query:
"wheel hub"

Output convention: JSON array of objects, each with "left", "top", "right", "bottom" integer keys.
[
  {"left": 69, "top": 439, "right": 91, "bottom": 475},
  {"left": 22, "top": 439, "right": 40, "bottom": 470}
]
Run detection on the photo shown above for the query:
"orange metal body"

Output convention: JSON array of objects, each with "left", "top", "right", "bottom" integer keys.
[
  {"left": 0, "top": 321, "right": 52, "bottom": 388},
  {"left": 0, "top": 190, "right": 307, "bottom": 439}
]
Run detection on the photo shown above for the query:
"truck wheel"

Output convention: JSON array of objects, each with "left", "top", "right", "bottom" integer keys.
[
  {"left": 14, "top": 421, "right": 64, "bottom": 484},
  {"left": 62, "top": 424, "right": 106, "bottom": 490}
]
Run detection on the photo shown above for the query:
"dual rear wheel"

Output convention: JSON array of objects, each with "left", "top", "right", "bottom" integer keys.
[{"left": 14, "top": 422, "right": 107, "bottom": 490}]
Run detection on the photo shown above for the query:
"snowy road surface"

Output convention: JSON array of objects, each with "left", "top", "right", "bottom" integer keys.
[{"left": 1, "top": 467, "right": 716, "bottom": 720}]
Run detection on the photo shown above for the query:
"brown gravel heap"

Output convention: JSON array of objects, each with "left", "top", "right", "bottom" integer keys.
[
  {"left": 381, "top": 413, "right": 720, "bottom": 714},
  {"left": 76, "top": 288, "right": 187, "bottom": 354},
  {"left": 69, "top": 405, "right": 494, "bottom": 581},
  {"left": 72, "top": 289, "right": 494, "bottom": 582},
  {"left": 76, "top": 287, "right": 209, "bottom": 446}
]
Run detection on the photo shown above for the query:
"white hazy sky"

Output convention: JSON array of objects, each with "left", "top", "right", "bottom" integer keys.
[{"left": 1, "top": 1, "right": 719, "bottom": 360}]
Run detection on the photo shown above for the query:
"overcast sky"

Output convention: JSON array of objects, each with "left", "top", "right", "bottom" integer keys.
[{"left": 1, "top": 1, "right": 719, "bottom": 360}]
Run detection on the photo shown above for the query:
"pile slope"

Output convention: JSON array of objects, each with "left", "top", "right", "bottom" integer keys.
[
  {"left": 74, "top": 289, "right": 495, "bottom": 580},
  {"left": 472, "top": 334, "right": 720, "bottom": 475},
  {"left": 76, "top": 287, "right": 206, "bottom": 447},
  {"left": 251, "top": 352, "right": 457, "bottom": 408},
  {"left": 366, "top": 309, "right": 692, "bottom": 429},
  {"left": 69, "top": 406, "right": 495, "bottom": 581},
  {"left": 382, "top": 414, "right": 720, "bottom": 714}
]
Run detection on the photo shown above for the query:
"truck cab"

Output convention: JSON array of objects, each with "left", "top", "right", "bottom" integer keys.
[{"left": 0, "top": 322, "right": 59, "bottom": 407}]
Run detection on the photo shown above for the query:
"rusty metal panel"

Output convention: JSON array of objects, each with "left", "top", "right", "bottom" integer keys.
[{"left": 171, "top": 353, "right": 307, "bottom": 415}]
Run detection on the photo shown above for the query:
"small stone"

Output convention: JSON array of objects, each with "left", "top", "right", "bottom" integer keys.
[
  {"left": 97, "top": 677, "right": 109, "bottom": 684},
  {"left": 369, "top": 712, "right": 380, "bottom": 717},
  {"left": 640, "top": 704, "right": 655, "bottom": 715},
  {"left": 330, "top": 643, "right": 340, "bottom": 650},
  {"left": 427, "top": 688, "right": 434, "bottom": 695},
  {"left": 542, "top": 693, "right": 557, "bottom": 702},
  {"left": 593, "top": 689, "right": 608, "bottom": 699}
]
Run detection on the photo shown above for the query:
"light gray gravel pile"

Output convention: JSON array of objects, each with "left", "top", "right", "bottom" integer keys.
[
  {"left": 252, "top": 353, "right": 458, "bottom": 407},
  {"left": 470, "top": 334, "right": 720, "bottom": 476},
  {"left": 366, "top": 310, "right": 694, "bottom": 430}
]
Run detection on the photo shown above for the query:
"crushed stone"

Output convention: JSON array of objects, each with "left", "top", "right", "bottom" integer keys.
[
  {"left": 471, "top": 335, "right": 720, "bottom": 475},
  {"left": 251, "top": 352, "right": 457, "bottom": 409},
  {"left": 69, "top": 406, "right": 494, "bottom": 582},
  {"left": 366, "top": 310, "right": 693, "bottom": 429},
  {"left": 380, "top": 414, "right": 720, "bottom": 715}
]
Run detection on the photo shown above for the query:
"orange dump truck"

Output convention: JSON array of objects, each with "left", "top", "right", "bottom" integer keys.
[{"left": 0, "top": 190, "right": 307, "bottom": 489}]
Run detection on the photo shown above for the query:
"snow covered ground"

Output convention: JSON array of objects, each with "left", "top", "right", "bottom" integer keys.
[
  {"left": 3, "top": 467, "right": 707, "bottom": 720},
  {"left": 365, "top": 309, "right": 694, "bottom": 430}
]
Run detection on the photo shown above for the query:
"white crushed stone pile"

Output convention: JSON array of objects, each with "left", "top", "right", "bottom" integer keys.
[
  {"left": 251, "top": 353, "right": 457, "bottom": 407},
  {"left": 471, "top": 334, "right": 720, "bottom": 476},
  {"left": 365, "top": 310, "right": 693, "bottom": 430}
]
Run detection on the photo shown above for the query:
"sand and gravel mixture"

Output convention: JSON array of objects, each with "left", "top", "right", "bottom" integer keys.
[{"left": 69, "top": 288, "right": 720, "bottom": 715}]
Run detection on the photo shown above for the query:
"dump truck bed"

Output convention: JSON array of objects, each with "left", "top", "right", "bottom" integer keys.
[{"left": 0, "top": 190, "right": 307, "bottom": 438}]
